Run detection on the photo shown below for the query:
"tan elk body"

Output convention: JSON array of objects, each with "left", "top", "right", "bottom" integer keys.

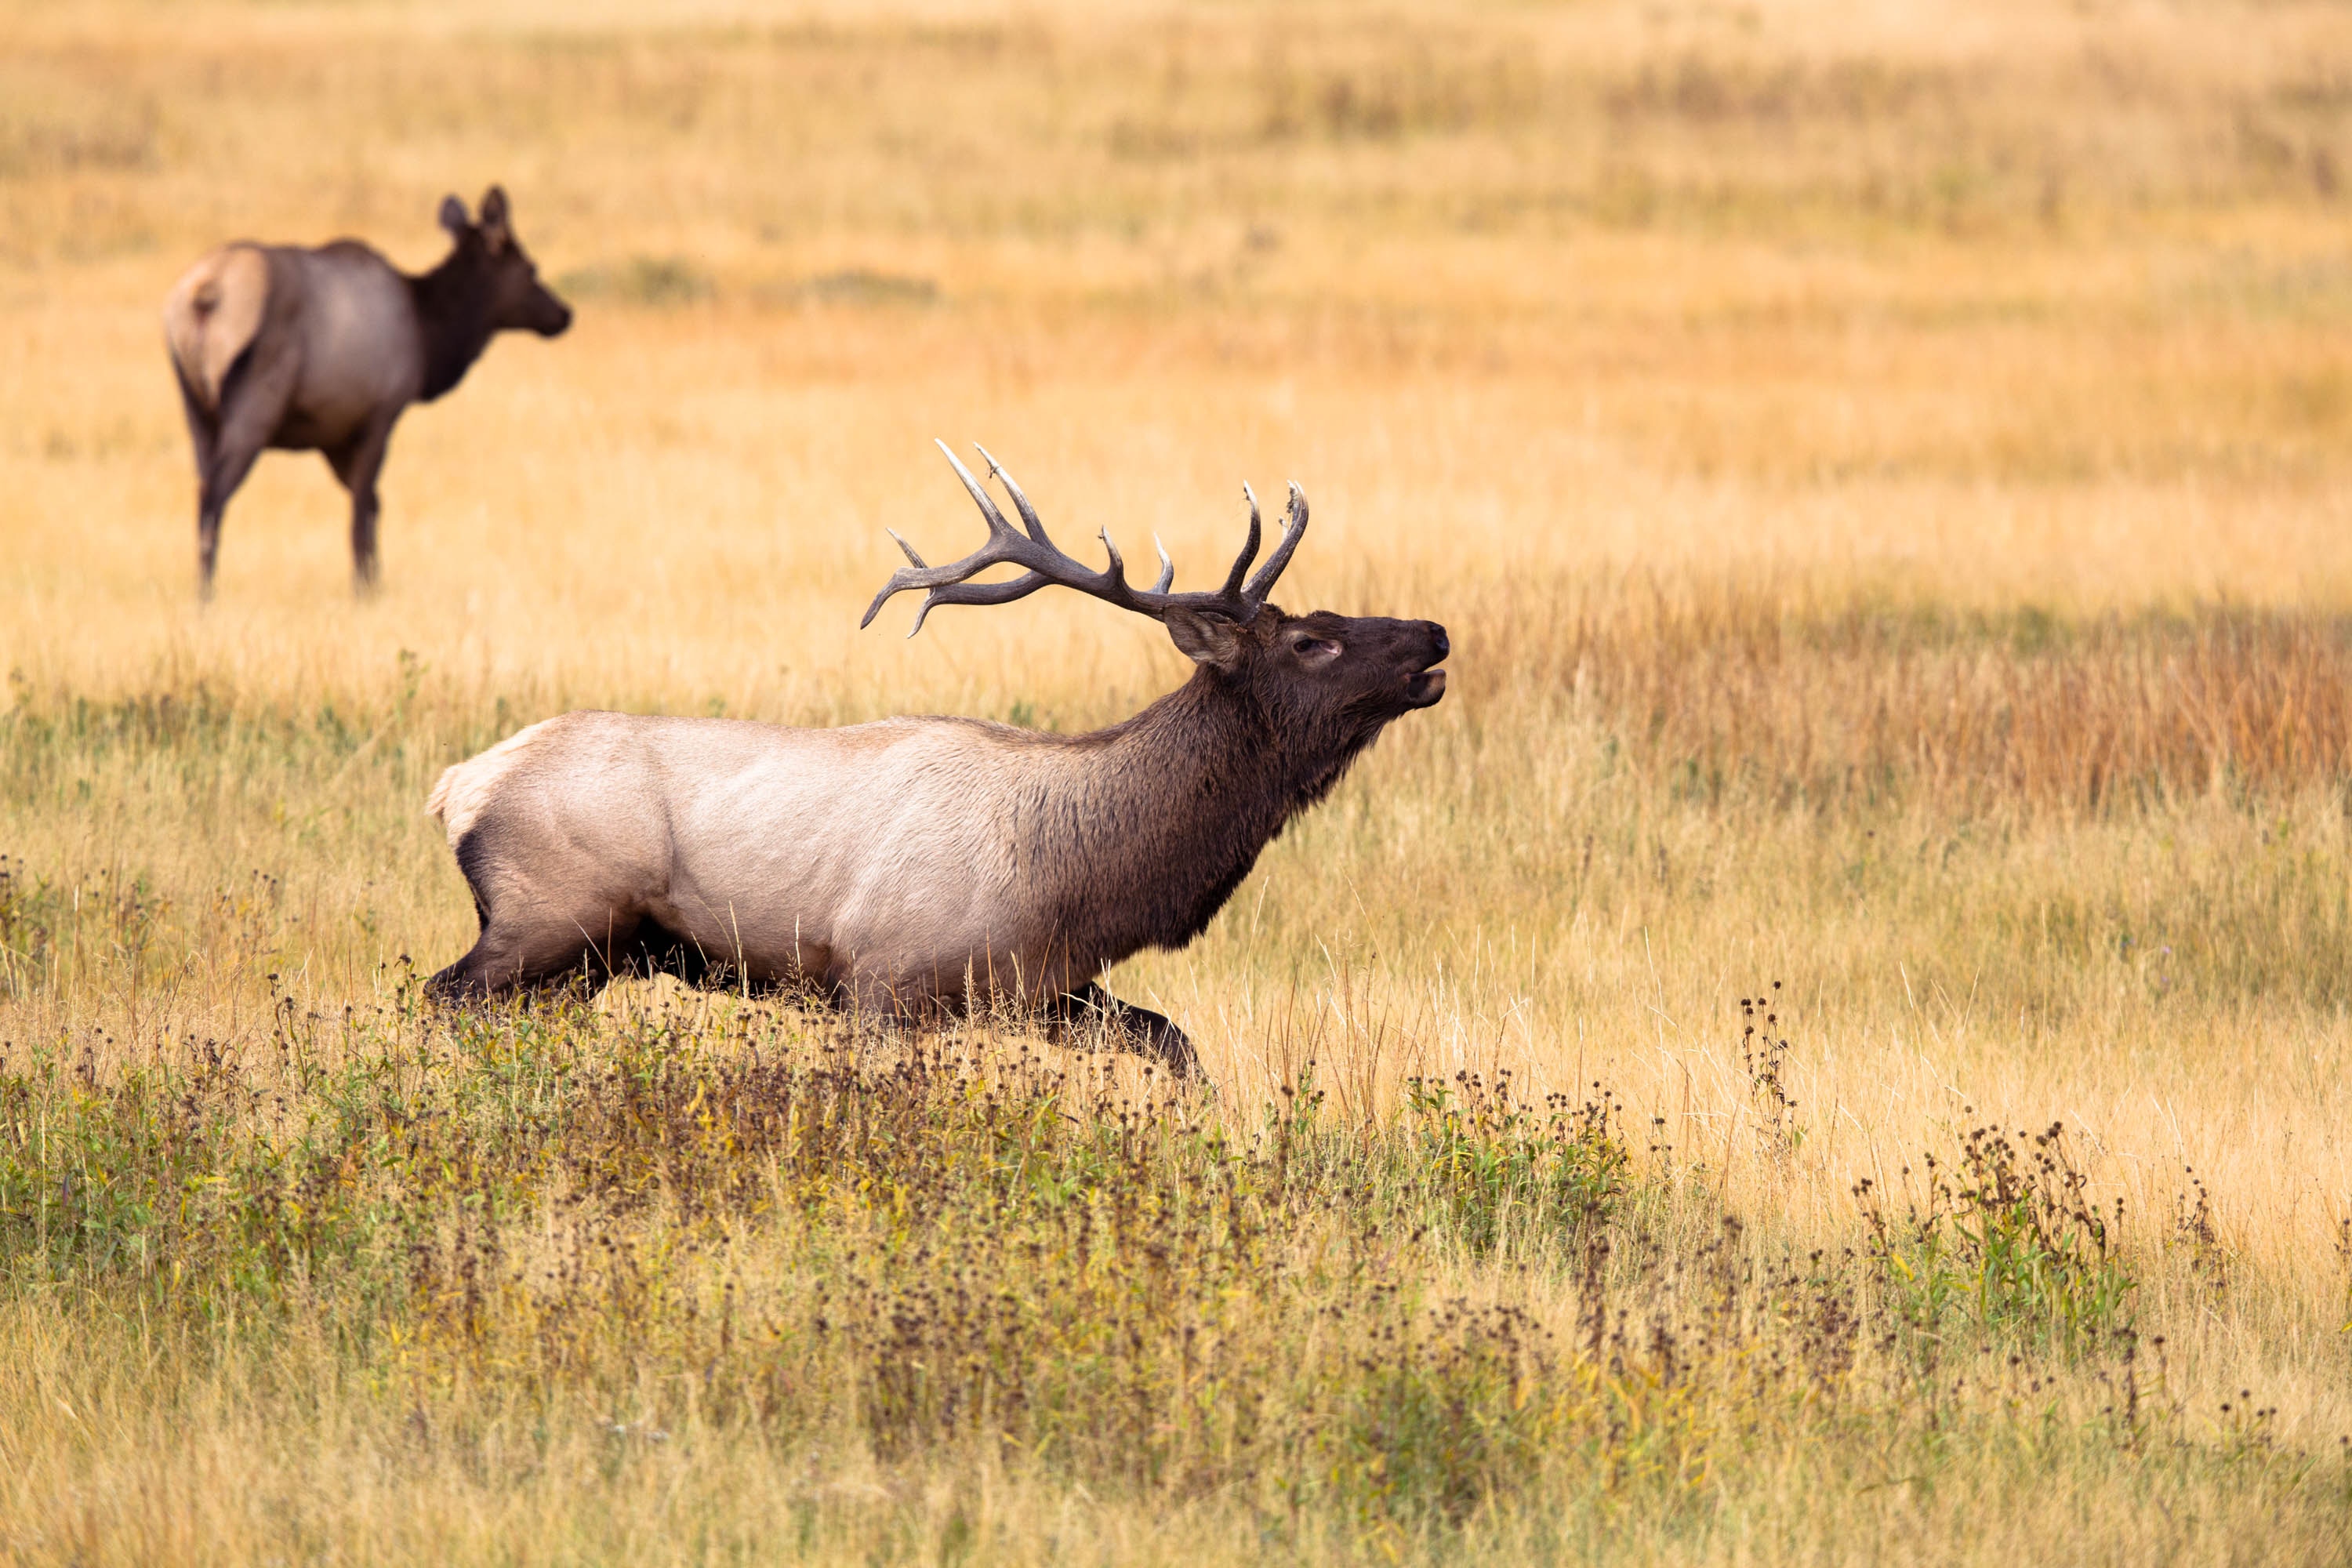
[{"left": 426, "top": 446, "right": 1449, "bottom": 1071}]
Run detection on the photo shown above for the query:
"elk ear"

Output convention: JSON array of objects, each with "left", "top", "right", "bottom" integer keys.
[
  {"left": 1163, "top": 608, "right": 1248, "bottom": 673},
  {"left": 437, "top": 194, "right": 470, "bottom": 238},
  {"left": 478, "top": 186, "right": 511, "bottom": 252}
]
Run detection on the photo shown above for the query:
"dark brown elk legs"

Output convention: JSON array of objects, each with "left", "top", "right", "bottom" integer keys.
[
  {"left": 173, "top": 388, "right": 229, "bottom": 602},
  {"left": 1052, "top": 982, "right": 1200, "bottom": 1077},
  {"left": 191, "top": 355, "right": 299, "bottom": 599},
  {"left": 425, "top": 903, "right": 616, "bottom": 1000},
  {"left": 195, "top": 446, "right": 262, "bottom": 601},
  {"left": 327, "top": 413, "right": 398, "bottom": 593}
]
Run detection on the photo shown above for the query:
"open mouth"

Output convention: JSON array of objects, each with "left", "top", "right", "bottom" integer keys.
[{"left": 1405, "top": 666, "right": 1448, "bottom": 706}]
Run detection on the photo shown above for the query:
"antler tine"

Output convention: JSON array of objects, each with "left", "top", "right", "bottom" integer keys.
[
  {"left": 1218, "top": 485, "right": 1263, "bottom": 602},
  {"left": 864, "top": 567, "right": 982, "bottom": 632},
  {"left": 973, "top": 444, "right": 1055, "bottom": 548},
  {"left": 1150, "top": 535, "right": 1174, "bottom": 595},
  {"left": 1097, "top": 527, "right": 1136, "bottom": 601},
  {"left": 1241, "top": 481, "right": 1309, "bottom": 604},
  {"left": 937, "top": 440, "right": 1018, "bottom": 540}
]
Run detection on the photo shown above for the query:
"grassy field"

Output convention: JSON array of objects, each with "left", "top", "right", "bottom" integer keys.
[{"left": 5, "top": 1, "right": 2352, "bottom": 1561}]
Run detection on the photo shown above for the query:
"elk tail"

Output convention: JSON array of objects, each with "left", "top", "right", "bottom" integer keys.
[
  {"left": 425, "top": 765, "right": 459, "bottom": 826},
  {"left": 425, "top": 717, "right": 557, "bottom": 838}
]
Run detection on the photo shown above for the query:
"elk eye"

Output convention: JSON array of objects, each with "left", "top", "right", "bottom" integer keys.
[{"left": 1293, "top": 636, "right": 1334, "bottom": 656}]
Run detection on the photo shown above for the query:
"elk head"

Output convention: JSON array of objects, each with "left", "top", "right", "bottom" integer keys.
[
  {"left": 437, "top": 186, "right": 573, "bottom": 338},
  {"left": 864, "top": 443, "right": 1450, "bottom": 763}
]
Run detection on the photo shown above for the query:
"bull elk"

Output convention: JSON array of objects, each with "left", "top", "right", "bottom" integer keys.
[
  {"left": 163, "top": 186, "right": 572, "bottom": 597},
  {"left": 423, "top": 445, "right": 1450, "bottom": 1074}
]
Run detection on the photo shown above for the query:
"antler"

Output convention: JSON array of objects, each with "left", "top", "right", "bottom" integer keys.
[{"left": 861, "top": 441, "right": 1311, "bottom": 637}]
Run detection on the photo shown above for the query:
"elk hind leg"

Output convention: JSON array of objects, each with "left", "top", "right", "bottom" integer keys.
[
  {"left": 426, "top": 867, "right": 636, "bottom": 1000},
  {"left": 426, "top": 916, "right": 618, "bottom": 1000},
  {"left": 172, "top": 384, "right": 231, "bottom": 604},
  {"left": 193, "top": 353, "right": 296, "bottom": 597}
]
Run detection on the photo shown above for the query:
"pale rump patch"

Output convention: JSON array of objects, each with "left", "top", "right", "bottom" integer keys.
[
  {"left": 426, "top": 717, "right": 559, "bottom": 839},
  {"left": 163, "top": 245, "right": 269, "bottom": 412}
]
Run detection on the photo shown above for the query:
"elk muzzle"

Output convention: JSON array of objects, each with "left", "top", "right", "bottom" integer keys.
[
  {"left": 526, "top": 283, "right": 574, "bottom": 336},
  {"left": 1404, "top": 621, "right": 1449, "bottom": 708}
]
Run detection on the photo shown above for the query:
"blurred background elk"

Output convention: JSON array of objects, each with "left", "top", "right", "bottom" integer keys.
[{"left": 163, "top": 185, "right": 572, "bottom": 597}]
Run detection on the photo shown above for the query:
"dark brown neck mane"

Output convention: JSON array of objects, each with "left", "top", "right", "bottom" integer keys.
[
  {"left": 407, "top": 249, "right": 499, "bottom": 402},
  {"left": 1030, "top": 665, "right": 1393, "bottom": 971}
]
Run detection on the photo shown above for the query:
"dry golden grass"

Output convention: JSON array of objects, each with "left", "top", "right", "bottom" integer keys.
[{"left": 4, "top": 1, "right": 2352, "bottom": 1562}]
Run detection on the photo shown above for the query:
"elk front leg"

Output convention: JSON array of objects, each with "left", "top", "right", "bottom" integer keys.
[
  {"left": 1053, "top": 982, "right": 1200, "bottom": 1077},
  {"left": 327, "top": 412, "right": 398, "bottom": 594}
]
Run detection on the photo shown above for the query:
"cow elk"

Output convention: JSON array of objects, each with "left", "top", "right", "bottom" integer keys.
[
  {"left": 163, "top": 186, "right": 572, "bottom": 597},
  {"left": 424, "top": 445, "right": 1450, "bottom": 1075}
]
